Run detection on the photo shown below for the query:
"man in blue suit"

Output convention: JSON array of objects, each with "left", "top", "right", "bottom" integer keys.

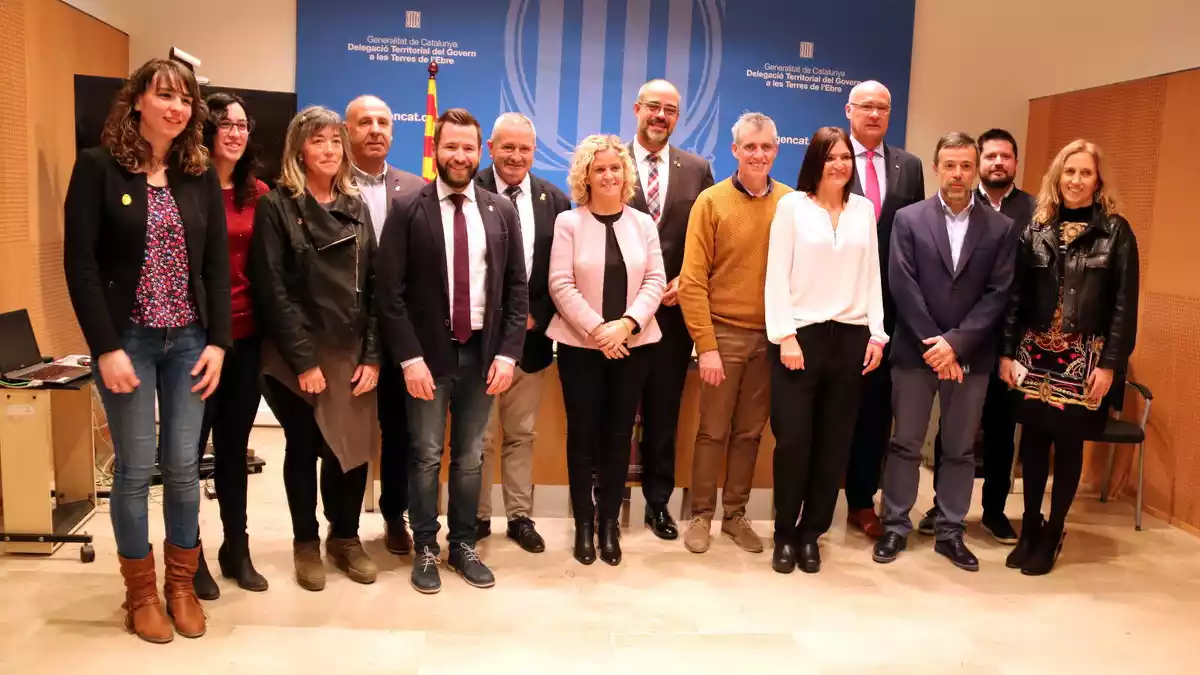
[{"left": 872, "top": 132, "right": 1017, "bottom": 572}]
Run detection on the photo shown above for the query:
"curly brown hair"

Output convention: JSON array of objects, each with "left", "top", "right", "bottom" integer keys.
[{"left": 101, "top": 58, "right": 209, "bottom": 176}]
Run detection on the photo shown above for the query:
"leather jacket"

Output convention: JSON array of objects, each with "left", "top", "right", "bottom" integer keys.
[
  {"left": 249, "top": 187, "right": 380, "bottom": 374},
  {"left": 1001, "top": 204, "right": 1139, "bottom": 372}
]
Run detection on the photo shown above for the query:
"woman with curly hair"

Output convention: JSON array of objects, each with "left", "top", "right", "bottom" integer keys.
[{"left": 63, "top": 58, "right": 230, "bottom": 642}]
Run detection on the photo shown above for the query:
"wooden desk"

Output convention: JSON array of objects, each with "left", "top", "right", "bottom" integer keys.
[{"left": 0, "top": 382, "right": 97, "bottom": 562}]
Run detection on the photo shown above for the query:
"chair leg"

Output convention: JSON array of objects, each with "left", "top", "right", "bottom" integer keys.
[
  {"left": 1100, "top": 445, "right": 1116, "bottom": 503},
  {"left": 1136, "top": 442, "right": 1145, "bottom": 531}
]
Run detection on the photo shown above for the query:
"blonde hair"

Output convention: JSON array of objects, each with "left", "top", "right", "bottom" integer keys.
[
  {"left": 1034, "top": 139, "right": 1121, "bottom": 225},
  {"left": 566, "top": 134, "right": 636, "bottom": 206},
  {"left": 278, "top": 106, "right": 358, "bottom": 199}
]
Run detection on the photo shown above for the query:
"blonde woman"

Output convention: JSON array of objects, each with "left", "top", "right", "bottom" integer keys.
[
  {"left": 999, "top": 139, "right": 1139, "bottom": 576},
  {"left": 249, "top": 106, "right": 381, "bottom": 591},
  {"left": 547, "top": 134, "right": 666, "bottom": 566}
]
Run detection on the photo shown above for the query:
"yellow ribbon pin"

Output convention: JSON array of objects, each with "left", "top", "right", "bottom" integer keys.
[{"left": 121, "top": 194, "right": 132, "bottom": 206}]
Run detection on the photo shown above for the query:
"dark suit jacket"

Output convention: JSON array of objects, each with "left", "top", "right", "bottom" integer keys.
[
  {"left": 386, "top": 166, "right": 425, "bottom": 200},
  {"left": 375, "top": 180, "right": 529, "bottom": 380},
  {"left": 63, "top": 146, "right": 232, "bottom": 356},
  {"left": 985, "top": 185, "right": 1036, "bottom": 236},
  {"left": 627, "top": 143, "right": 715, "bottom": 345},
  {"left": 475, "top": 166, "right": 572, "bottom": 373},
  {"left": 845, "top": 141, "right": 925, "bottom": 333},
  {"left": 888, "top": 195, "right": 1017, "bottom": 373}
]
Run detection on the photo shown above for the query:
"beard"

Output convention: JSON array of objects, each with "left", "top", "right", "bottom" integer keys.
[
  {"left": 437, "top": 158, "right": 479, "bottom": 190},
  {"left": 981, "top": 172, "right": 1015, "bottom": 190},
  {"left": 639, "top": 120, "right": 673, "bottom": 145}
]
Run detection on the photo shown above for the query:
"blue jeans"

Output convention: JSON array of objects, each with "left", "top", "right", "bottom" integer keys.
[
  {"left": 96, "top": 323, "right": 207, "bottom": 559},
  {"left": 406, "top": 336, "right": 492, "bottom": 554}
]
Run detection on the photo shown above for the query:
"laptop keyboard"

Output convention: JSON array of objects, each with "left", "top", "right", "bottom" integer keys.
[{"left": 22, "top": 364, "right": 85, "bottom": 381}]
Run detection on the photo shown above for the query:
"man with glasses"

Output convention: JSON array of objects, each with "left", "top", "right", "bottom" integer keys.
[
  {"left": 627, "top": 79, "right": 715, "bottom": 541},
  {"left": 834, "top": 80, "right": 926, "bottom": 541}
]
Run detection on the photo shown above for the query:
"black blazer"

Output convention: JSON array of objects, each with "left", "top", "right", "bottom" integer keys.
[
  {"left": 376, "top": 180, "right": 529, "bottom": 380},
  {"left": 475, "top": 166, "right": 572, "bottom": 373},
  {"left": 846, "top": 141, "right": 925, "bottom": 333},
  {"left": 888, "top": 196, "right": 1016, "bottom": 373},
  {"left": 386, "top": 166, "right": 425, "bottom": 200},
  {"left": 63, "top": 146, "right": 232, "bottom": 356}
]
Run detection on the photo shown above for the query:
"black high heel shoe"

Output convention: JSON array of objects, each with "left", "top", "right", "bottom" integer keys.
[
  {"left": 1006, "top": 514, "right": 1043, "bottom": 570},
  {"left": 597, "top": 519, "right": 622, "bottom": 566},
  {"left": 573, "top": 520, "right": 596, "bottom": 565},
  {"left": 218, "top": 536, "right": 269, "bottom": 592}
]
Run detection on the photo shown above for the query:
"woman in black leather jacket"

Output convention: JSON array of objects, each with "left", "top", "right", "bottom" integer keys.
[
  {"left": 249, "top": 106, "right": 381, "bottom": 591},
  {"left": 999, "top": 139, "right": 1139, "bottom": 576}
]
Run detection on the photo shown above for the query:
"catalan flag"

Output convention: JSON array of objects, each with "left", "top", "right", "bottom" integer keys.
[{"left": 421, "top": 63, "right": 439, "bottom": 182}]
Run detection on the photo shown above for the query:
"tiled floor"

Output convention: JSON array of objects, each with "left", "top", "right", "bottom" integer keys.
[{"left": 1, "top": 426, "right": 1197, "bottom": 674}]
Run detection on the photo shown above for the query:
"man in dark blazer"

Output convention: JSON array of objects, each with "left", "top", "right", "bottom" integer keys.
[
  {"left": 472, "top": 112, "right": 571, "bottom": 553},
  {"left": 837, "top": 80, "right": 927, "bottom": 539},
  {"left": 925, "top": 128, "right": 1036, "bottom": 545},
  {"left": 345, "top": 94, "right": 425, "bottom": 557},
  {"left": 872, "top": 133, "right": 1016, "bottom": 572},
  {"left": 375, "top": 109, "right": 528, "bottom": 594},
  {"left": 626, "top": 79, "right": 715, "bottom": 540}
]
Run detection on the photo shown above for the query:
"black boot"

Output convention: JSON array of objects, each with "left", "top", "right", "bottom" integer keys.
[
  {"left": 192, "top": 540, "right": 220, "bottom": 600},
  {"left": 573, "top": 520, "right": 596, "bottom": 565},
  {"left": 218, "top": 536, "right": 269, "bottom": 592},
  {"left": 1006, "top": 514, "right": 1043, "bottom": 570},
  {"left": 1021, "top": 521, "right": 1066, "bottom": 576},
  {"left": 597, "top": 519, "right": 622, "bottom": 566}
]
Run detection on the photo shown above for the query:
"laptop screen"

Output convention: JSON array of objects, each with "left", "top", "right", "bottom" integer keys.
[{"left": 0, "top": 310, "right": 45, "bottom": 374}]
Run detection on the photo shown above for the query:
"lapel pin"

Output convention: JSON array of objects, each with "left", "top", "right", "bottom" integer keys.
[
  {"left": 297, "top": 218, "right": 303, "bottom": 226},
  {"left": 539, "top": 192, "right": 546, "bottom": 202},
  {"left": 673, "top": 160, "right": 682, "bottom": 168},
  {"left": 488, "top": 204, "right": 495, "bottom": 212},
  {"left": 394, "top": 185, "right": 401, "bottom": 191},
  {"left": 121, "top": 194, "right": 132, "bottom": 206}
]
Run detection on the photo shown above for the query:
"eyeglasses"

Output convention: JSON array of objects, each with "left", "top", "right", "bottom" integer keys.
[
  {"left": 849, "top": 102, "right": 891, "bottom": 116},
  {"left": 217, "top": 119, "right": 255, "bottom": 135},
  {"left": 638, "top": 101, "right": 680, "bottom": 117}
]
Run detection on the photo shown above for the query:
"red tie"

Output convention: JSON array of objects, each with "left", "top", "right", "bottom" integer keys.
[
  {"left": 864, "top": 149, "right": 882, "bottom": 220},
  {"left": 448, "top": 193, "right": 472, "bottom": 343}
]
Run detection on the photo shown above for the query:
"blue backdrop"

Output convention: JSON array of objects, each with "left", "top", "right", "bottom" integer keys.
[{"left": 296, "top": 0, "right": 915, "bottom": 191}]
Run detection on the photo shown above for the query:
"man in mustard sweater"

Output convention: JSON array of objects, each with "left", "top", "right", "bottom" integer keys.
[{"left": 678, "top": 112, "right": 793, "bottom": 553}]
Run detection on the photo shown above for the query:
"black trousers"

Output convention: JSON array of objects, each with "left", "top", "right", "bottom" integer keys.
[
  {"left": 931, "top": 372, "right": 1016, "bottom": 517},
  {"left": 771, "top": 323, "right": 869, "bottom": 544},
  {"left": 1019, "top": 417, "right": 1085, "bottom": 528},
  {"left": 377, "top": 351, "right": 410, "bottom": 525},
  {"left": 196, "top": 334, "right": 261, "bottom": 540},
  {"left": 637, "top": 307, "right": 692, "bottom": 510},
  {"left": 559, "top": 344, "right": 651, "bottom": 523},
  {"left": 262, "top": 375, "right": 368, "bottom": 543},
  {"left": 844, "top": 349, "right": 892, "bottom": 510}
]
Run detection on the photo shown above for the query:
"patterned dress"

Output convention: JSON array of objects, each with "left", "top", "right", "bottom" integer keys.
[{"left": 131, "top": 185, "right": 198, "bottom": 328}]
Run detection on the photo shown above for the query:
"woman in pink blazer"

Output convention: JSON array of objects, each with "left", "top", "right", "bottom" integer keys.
[{"left": 546, "top": 134, "right": 666, "bottom": 566}]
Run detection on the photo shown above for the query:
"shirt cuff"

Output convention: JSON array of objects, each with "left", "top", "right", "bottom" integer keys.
[
  {"left": 494, "top": 355, "right": 517, "bottom": 366},
  {"left": 400, "top": 357, "right": 425, "bottom": 369}
]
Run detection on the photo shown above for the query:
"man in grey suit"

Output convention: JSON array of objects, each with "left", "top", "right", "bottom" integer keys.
[
  {"left": 345, "top": 95, "right": 424, "bottom": 557},
  {"left": 872, "top": 132, "right": 1016, "bottom": 572}
]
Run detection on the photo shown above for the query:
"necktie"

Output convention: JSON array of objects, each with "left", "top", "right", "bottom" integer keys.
[
  {"left": 448, "top": 193, "right": 472, "bottom": 343},
  {"left": 864, "top": 149, "right": 882, "bottom": 220},
  {"left": 645, "top": 153, "right": 661, "bottom": 222},
  {"left": 504, "top": 184, "right": 522, "bottom": 210}
]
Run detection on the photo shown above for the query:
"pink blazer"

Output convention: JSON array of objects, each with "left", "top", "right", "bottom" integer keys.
[{"left": 546, "top": 206, "right": 666, "bottom": 349}]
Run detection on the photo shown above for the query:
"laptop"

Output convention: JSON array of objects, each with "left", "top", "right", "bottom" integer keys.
[{"left": 0, "top": 309, "right": 92, "bottom": 385}]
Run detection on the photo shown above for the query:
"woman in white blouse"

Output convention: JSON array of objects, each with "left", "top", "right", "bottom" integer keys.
[{"left": 763, "top": 126, "right": 887, "bottom": 575}]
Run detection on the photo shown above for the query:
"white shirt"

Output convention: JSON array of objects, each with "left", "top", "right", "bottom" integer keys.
[
  {"left": 850, "top": 135, "right": 888, "bottom": 205},
  {"left": 353, "top": 163, "right": 388, "bottom": 242},
  {"left": 633, "top": 139, "right": 670, "bottom": 217},
  {"left": 764, "top": 192, "right": 888, "bottom": 345},
  {"left": 938, "top": 191, "right": 975, "bottom": 272},
  {"left": 436, "top": 178, "right": 488, "bottom": 331},
  {"left": 493, "top": 167, "right": 535, "bottom": 281}
]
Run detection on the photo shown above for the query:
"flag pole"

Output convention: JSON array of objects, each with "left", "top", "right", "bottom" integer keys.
[{"left": 421, "top": 62, "right": 439, "bottom": 183}]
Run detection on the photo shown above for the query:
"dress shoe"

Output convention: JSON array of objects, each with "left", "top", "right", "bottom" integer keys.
[
  {"left": 771, "top": 542, "right": 796, "bottom": 574},
  {"left": 684, "top": 517, "right": 712, "bottom": 553},
  {"left": 448, "top": 543, "right": 495, "bottom": 588},
  {"left": 475, "top": 518, "right": 492, "bottom": 540},
  {"left": 385, "top": 519, "right": 412, "bottom": 555},
  {"left": 982, "top": 512, "right": 1020, "bottom": 545},
  {"left": 644, "top": 508, "right": 679, "bottom": 540},
  {"left": 797, "top": 542, "right": 821, "bottom": 574},
  {"left": 506, "top": 516, "right": 546, "bottom": 553},
  {"left": 872, "top": 531, "right": 907, "bottom": 564},
  {"left": 721, "top": 516, "right": 764, "bottom": 553},
  {"left": 917, "top": 507, "right": 937, "bottom": 536},
  {"left": 218, "top": 536, "right": 268, "bottom": 592},
  {"left": 573, "top": 521, "right": 596, "bottom": 565},
  {"left": 411, "top": 546, "right": 442, "bottom": 594},
  {"left": 1021, "top": 521, "right": 1066, "bottom": 576},
  {"left": 191, "top": 540, "right": 220, "bottom": 601},
  {"left": 847, "top": 508, "right": 885, "bottom": 539},
  {"left": 598, "top": 519, "right": 622, "bottom": 566},
  {"left": 1006, "top": 515, "right": 1044, "bottom": 569},
  {"left": 935, "top": 535, "right": 980, "bottom": 572}
]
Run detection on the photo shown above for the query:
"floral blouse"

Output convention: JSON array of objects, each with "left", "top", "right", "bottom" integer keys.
[{"left": 130, "top": 185, "right": 198, "bottom": 328}]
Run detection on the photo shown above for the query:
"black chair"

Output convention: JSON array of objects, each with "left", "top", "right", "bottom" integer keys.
[{"left": 1094, "top": 381, "right": 1154, "bottom": 530}]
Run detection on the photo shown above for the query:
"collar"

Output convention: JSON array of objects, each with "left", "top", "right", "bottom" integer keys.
[
  {"left": 633, "top": 139, "right": 668, "bottom": 166},
  {"left": 937, "top": 190, "right": 975, "bottom": 218},
  {"left": 731, "top": 171, "right": 773, "bottom": 198},
  {"left": 351, "top": 162, "right": 388, "bottom": 183},
  {"left": 978, "top": 182, "right": 1014, "bottom": 209},
  {"left": 493, "top": 167, "right": 532, "bottom": 196},
  {"left": 850, "top": 135, "right": 883, "bottom": 158},
  {"left": 436, "top": 177, "right": 476, "bottom": 203}
]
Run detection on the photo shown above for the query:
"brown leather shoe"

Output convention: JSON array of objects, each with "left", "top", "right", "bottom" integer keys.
[
  {"left": 327, "top": 536, "right": 378, "bottom": 584},
  {"left": 162, "top": 542, "right": 206, "bottom": 638},
  {"left": 847, "top": 508, "right": 885, "bottom": 540},
  {"left": 721, "top": 516, "right": 764, "bottom": 553},
  {"left": 683, "top": 517, "right": 712, "bottom": 553},
  {"left": 385, "top": 519, "right": 412, "bottom": 555},
  {"left": 118, "top": 548, "right": 173, "bottom": 643}
]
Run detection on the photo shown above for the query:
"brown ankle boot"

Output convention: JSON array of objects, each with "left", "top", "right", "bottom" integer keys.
[
  {"left": 118, "top": 548, "right": 173, "bottom": 643},
  {"left": 327, "top": 536, "right": 378, "bottom": 584},
  {"left": 293, "top": 540, "right": 326, "bottom": 591},
  {"left": 163, "top": 542, "right": 207, "bottom": 638}
]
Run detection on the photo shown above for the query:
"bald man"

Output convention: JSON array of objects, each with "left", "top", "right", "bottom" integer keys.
[
  {"left": 345, "top": 94, "right": 423, "bottom": 556},
  {"left": 831, "top": 80, "right": 926, "bottom": 540}
]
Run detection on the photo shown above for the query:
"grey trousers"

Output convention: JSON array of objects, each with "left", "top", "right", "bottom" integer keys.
[{"left": 881, "top": 367, "right": 989, "bottom": 540}]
